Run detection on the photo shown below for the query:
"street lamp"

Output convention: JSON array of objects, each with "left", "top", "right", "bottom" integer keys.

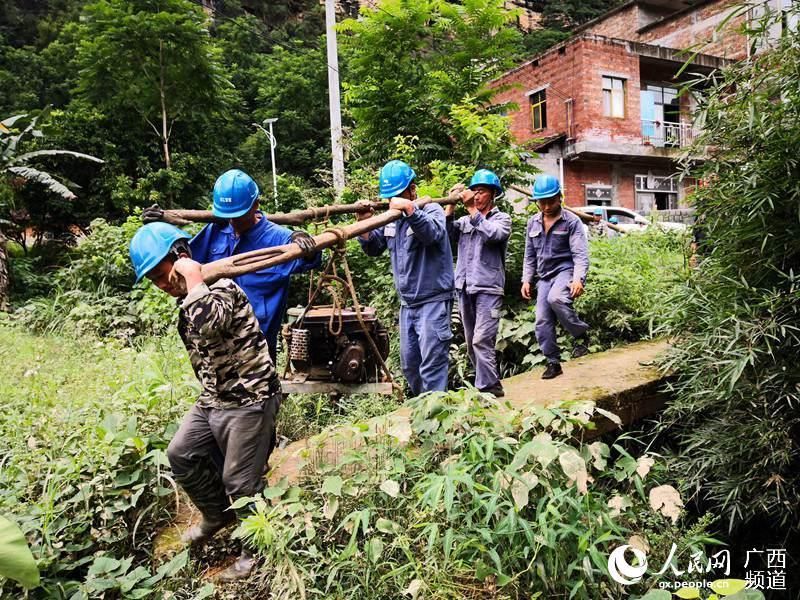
[{"left": 253, "top": 118, "right": 278, "bottom": 211}]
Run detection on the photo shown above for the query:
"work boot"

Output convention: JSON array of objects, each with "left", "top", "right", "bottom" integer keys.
[
  {"left": 180, "top": 511, "right": 236, "bottom": 546},
  {"left": 480, "top": 384, "right": 505, "bottom": 398},
  {"left": 541, "top": 362, "right": 563, "bottom": 380},
  {"left": 571, "top": 337, "right": 589, "bottom": 359},
  {"left": 216, "top": 549, "right": 256, "bottom": 583}
]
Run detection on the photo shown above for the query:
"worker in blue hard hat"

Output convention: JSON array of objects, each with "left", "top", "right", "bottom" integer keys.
[
  {"left": 356, "top": 159, "right": 455, "bottom": 396},
  {"left": 445, "top": 169, "right": 511, "bottom": 397},
  {"left": 129, "top": 222, "right": 282, "bottom": 582},
  {"left": 586, "top": 206, "right": 608, "bottom": 239},
  {"left": 607, "top": 216, "right": 621, "bottom": 239},
  {"left": 521, "top": 174, "right": 590, "bottom": 379},
  {"left": 143, "top": 169, "right": 321, "bottom": 359}
]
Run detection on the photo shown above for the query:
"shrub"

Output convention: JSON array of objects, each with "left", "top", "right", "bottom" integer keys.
[
  {"left": 241, "top": 390, "right": 715, "bottom": 599},
  {"left": 658, "top": 6, "right": 800, "bottom": 532},
  {"left": 0, "top": 326, "right": 201, "bottom": 598}
]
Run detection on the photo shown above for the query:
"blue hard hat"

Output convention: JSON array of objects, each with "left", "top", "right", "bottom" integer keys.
[
  {"left": 379, "top": 160, "right": 416, "bottom": 199},
  {"left": 212, "top": 169, "right": 260, "bottom": 219},
  {"left": 609, "top": 216, "right": 619, "bottom": 224},
  {"left": 469, "top": 169, "right": 503, "bottom": 195},
  {"left": 129, "top": 222, "right": 191, "bottom": 283},
  {"left": 593, "top": 207, "right": 603, "bottom": 216},
  {"left": 531, "top": 174, "right": 562, "bottom": 201}
]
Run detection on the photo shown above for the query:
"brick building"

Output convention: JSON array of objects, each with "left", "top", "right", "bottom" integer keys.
[{"left": 491, "top": 0, "right": 756, "bottom": 213}]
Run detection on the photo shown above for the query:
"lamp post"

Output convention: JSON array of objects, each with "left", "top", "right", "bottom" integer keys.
[{"left": 253, "top": 118, "right": 279, "bottom": 211}]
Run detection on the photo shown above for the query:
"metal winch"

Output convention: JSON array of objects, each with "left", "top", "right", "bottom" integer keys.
[{"left": 281, "top": 305, "right": 391, "bottom": 394}]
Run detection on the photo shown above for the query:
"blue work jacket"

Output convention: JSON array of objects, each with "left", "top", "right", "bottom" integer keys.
[
  {"left": 359, "top": 202, "right": 454, "bottom": 307},
  {"left": 189, "top": 212, "right": 321, "bottom": 355},
  {"left": 522, "top": 209, "right": 588, "bottom": 284},
  {"left": 448, "top": 207, "right": 512, "bottom": 296}
]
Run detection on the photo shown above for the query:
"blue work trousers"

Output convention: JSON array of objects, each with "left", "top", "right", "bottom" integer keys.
[
  {"left": 399, "top": 300, "right": 452, "bottom": 396},
  {"left": 458, "top": 291, "right": 503, "bottom": 391},
  {"left": 535, "top": 269, "right": 589, "bottom": 363}
]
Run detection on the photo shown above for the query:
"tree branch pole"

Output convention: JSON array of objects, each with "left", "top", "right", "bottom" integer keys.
[
  {"left": 201, "top": 194, "right": 460, "bottom": 283},
  {"left": 161, "top": 199, "right": 412, "bottom": 227},
  {"left": 507, "top": 183, "right": 624, "bottom": 233}
]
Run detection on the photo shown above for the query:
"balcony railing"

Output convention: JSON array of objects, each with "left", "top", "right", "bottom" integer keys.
[{"left": 641, "top": 120, "right": 696, "bottom": 148}]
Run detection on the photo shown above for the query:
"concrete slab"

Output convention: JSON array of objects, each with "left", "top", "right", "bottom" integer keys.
[{"left": 268, "top": 339, "right": 671, "bottom": 485}]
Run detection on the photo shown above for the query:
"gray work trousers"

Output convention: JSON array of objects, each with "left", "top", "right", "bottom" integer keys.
[
  {"left": 166, "top": 393, "right": 281, "bottom": 522},
  {"left": 458, "top": 291, "right": 503, "bottom": 391},
  {"left": 535, "top": 269, "right": 589, "bottom": 364}
]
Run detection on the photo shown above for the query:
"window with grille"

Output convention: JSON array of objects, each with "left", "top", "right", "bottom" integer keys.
[
  {"left": 602, "top": 76, "right": 626, "bottom": 118},
  {"left": 530, "top": 90, "right": 547, "bottom": 131}
]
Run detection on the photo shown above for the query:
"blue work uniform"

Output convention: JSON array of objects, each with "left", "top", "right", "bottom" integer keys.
[
  {"left": 189, "top": 212, "right": 321, "bottom": 359},
  {"left": 359, "top": 202, "right": 454, "bottom": 396},
  {"left": 522, "top": 209, "right": 589, "bottom": 364},
  {"left": 448, "top": 207, "right": 511, "bottom": 391}
]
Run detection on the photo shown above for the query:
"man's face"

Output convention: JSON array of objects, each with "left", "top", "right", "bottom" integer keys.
[
  {"left": 537, "top": 195, "right": 562, "bottom": 217},
  {"left": 146, "top": 258, "right": 182, "bottom": 297},
  {"left": 471, "top": 185, "right": 495, "bottom": 213},
  {"left": 593, "top": 214, "right": 602, "bottom": 223},
  {"left": 230, "top": 201, "right": 259, "bottom": 235}
]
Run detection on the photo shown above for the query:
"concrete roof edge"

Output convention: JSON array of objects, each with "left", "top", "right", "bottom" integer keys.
[{"left": 490, "top": 32, "right": 731, "bottom": 85}]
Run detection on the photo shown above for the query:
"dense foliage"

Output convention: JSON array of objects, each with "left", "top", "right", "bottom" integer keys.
[
  {"left": 659, "top": 7, "right": 800, "bottom": 532},
  {"left": 0, "top": 326, "right": 208, "bottom": 598},
  {"left": 240, "top": 389, "right": 714, "bottom": 599}
]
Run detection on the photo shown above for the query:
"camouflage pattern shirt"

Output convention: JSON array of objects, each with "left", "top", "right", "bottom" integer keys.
[{"left": 177, "top": 278, "right": 280, "bottom": 409}]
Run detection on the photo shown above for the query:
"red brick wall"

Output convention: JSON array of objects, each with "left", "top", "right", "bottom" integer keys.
[
  {"left": 585, "top": 4, "right": 640, "bottom": 39},
  {"left": 492, "top": 41, "right": 580, "bottom": 144},
  {"left": 493, "top": 36, "right": 642, "bottom": 147},
  {"left": 583, "top": 0, "right": 748, "bottom": 59},
  {"left": 639, "top": 0, "right": 748, "bottom": 60},
  {"left": 563, "top": 161, "right": 682, "bottom": 210}
]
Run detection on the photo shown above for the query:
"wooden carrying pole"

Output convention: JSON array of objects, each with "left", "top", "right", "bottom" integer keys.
[
  {"left": 508, "top": 183, "right": 625, "bottom": 234},
  {"left": 201, "top": 194, "right": 459, "bottom": 283},
  {"left": 161, "top": 200, "right": 400, "bottom": 227}
]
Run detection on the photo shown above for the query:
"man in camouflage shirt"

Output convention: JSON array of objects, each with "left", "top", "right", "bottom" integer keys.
[{"left": 129, "top": 222, "right": 282, "bottom": 582}]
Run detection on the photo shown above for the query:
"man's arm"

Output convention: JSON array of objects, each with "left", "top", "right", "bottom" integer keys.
[
  {"left": 358, "top": 228, "right": 388, "bottom": 256},
  {"left": 569, "top": 218, "right": 589, "bottom": 283},
  {"left": 174, "top": 259, "right": 234, "bottom": 337},
  {"left": 470, "top": 211, "right": 511, "bottom": 243},
  {"left": 521, "top": 218, "right": 538, "bottom": 284},
  {"left": 405, "top": 202, "right": 446, "bottom": 246}
]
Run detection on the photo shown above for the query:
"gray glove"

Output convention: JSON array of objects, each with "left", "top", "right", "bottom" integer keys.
[
  {"left": 291, "top": 230, "right": 317, "bottom": 259},
  {"left": 142, "top": 204, "right": 165, "bottom": 224}
]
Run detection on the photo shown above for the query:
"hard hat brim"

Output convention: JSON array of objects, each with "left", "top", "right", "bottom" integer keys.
[
  {"left": 533, "top": 193, "right": 562, "bottom": 202},
  {"left": 212, "top": 202, "right": 255, "bottom": 219}
]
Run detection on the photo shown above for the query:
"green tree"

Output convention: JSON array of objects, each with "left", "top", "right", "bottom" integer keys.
[
  {"left": 340, "top": 0, "right": 524, "bottom": 167},
  {"left": 251, "top": 44, "right": 333, "bottom": 181},
  {"left": 540, "top": 0, "right": 623, "bottom": 31},
  {"left": 0, "top": 111, "right": 103, "bottom": 309},
  {"left": 661, "top": 7, "right": 800, "bottom": 531},
  {"left": 75, "top": 0, "right": 233, "bottom": 170}
]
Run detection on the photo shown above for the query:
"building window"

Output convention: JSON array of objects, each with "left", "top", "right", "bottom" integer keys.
[
  {"left": 585, "top": 185, "right": 613, "bottom": 205},
  {"left": 635, "top": 173, "right": 679, "bottom": 212},
  {"left": 602, "top": 76, "right": 626, "bottom": 118},
  {"left": 530, "top": 90, "right": 547, "bottom": 131}
]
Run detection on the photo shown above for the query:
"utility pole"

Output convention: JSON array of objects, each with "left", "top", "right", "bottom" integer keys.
[{"left": 325, "top": 0, "right": 345, "bottom": 196}]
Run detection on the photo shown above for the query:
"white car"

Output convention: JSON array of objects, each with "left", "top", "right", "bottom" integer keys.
[{"left": 573, "top": 206, "right": 687, "bottom": 233}]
